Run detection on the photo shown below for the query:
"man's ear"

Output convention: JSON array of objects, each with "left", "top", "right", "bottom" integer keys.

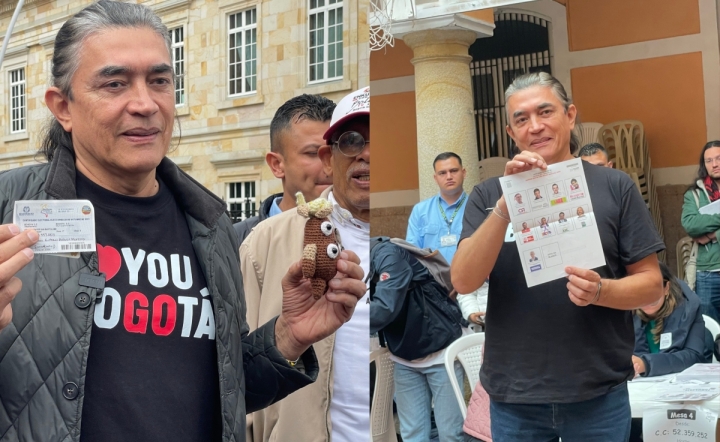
[
  {"left": 45, "top": 87, "right": 72, "bottom": 132},
  {"left": 567, "top": 103, "right": 577, "bottom": 131},
  {"left": 318, "top": 144, "right": 333, "bottom": 176},
  {"left": 505, "top": 125, "right": 517, "bottom": 146},
  {"left": 266, "top": 151, "right": 285, "bottom": 179}
]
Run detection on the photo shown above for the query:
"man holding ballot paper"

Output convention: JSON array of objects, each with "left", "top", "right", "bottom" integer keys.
[{"left": 452, "top": 72, "right": 665, "bottom": 442}]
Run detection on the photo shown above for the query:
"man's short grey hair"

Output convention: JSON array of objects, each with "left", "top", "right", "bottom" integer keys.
[
  {"left": 504, "top": 72, "right": 581, "bottom": 155},
  {"left": 577, "top": 143, "right": 608, "bottom": 159},
  {"left": 40, "top": 0, "right": 171, "bottom": 161}
]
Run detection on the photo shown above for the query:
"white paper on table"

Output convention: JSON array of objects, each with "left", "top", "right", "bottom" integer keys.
[
  {"left": 643, "top": 405, "right": 717, "bottom": 442},
  {"left": 699, "top": 199, "right": 720, "bottom": 215},
  {"left": 630, "top": 374, "right": 677, "bottom": 383},
  {"left": 675, "top": 364, "right": 720, "bottom": 384},
  {"left": 646, "top": 382, "right": 720, "bottom": 402},
  {"left": 498, "top": 158, "right": 606, "bottom": 287}
]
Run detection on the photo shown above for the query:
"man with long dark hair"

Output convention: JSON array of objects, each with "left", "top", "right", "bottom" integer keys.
[
  {"left": 453, "top": 72, "right": 664, "bottom": 442},
  {"left": 681, "top": 140, "right": 720, "bottom": 322}
]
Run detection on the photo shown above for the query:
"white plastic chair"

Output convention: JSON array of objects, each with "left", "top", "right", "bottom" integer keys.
[
  {"left": 370, "top": 348, "right": 398, "bottom": 442},
  {"left": 575, "top": 122, "right": 603, "bottom": 147},
  {"left": 444, "top": 332, "right": 485, "bottom": 418},
  {"left": 599, "top": 120, "right": 645, "bottom": 172},
  {"left": 676, "top": 236, "right": 693, "bottom": 281},
  {"left": 702, "top": 315, "right": 720, "bottom": 363}
]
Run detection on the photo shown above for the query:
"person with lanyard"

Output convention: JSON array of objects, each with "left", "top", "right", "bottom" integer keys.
[
  {"left": 406, "top": 153, "right": 486, "bottom": 332},
  {"left": 406, "top": 152, "right": 467, "bottom": 264},
  {"left": 403, "top": 151, "right": 469, "bottom": 440}
]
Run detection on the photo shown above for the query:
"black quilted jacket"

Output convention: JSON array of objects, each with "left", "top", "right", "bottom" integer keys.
[{"left": 0, "top": 146, "right": 318, "bottom": 442}]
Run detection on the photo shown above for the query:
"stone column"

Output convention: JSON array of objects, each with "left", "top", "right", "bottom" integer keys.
[{"left": 403, "top": 29, "right": 479, "bottom": 200}]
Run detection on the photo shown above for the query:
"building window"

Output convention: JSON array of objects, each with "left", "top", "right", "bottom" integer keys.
[
  {"left": 226, "top": 181, "right": 256, "bottom": 222},
  {"left": 308, "top": 0, "right": 343, "bottom": 83},
  {"left": 171, "top": 27, "right": 185, "bottom": 106},
  {"left": 228, "top": 9, "right": 257, "bottom": 96},
  {"left": 9, "top": 67, "right": 26, "bottom": 133}
]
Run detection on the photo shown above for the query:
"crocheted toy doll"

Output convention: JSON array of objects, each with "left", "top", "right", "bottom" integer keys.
[{"left": 297, "top": 192, "right": 343, "bottom": 299}]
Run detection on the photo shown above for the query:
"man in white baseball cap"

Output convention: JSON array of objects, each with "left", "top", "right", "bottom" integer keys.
[
  {"left": 322, "top": 86, "right": 370, "bottom": 226},
  {"left": 240, "top": 87, "right": 370, "bottom": 442}
]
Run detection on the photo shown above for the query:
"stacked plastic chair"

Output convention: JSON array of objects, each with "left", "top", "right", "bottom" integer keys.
[
  {"left": 676, "top": 236, "right": 694, "bottom": 281},
  {"left": 576, "top": 122, "right": 603, "bottom": 147},
  {"left": 599, "top": 120, "right": 665, "bottom": 262}
]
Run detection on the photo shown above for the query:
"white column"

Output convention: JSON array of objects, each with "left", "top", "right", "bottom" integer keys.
[{"left": 403, "top": 29, "right": 480, "bottom": 199}]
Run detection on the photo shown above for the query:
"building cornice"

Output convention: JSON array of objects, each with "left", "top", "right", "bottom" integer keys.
[
  {"left": 0, "top": 150, "right": 41, "bottom": 169},
  {"left": 209, "top": 149, "right": 265, "bottom": 168},
  {"left": 150, "top": 0, "right": 193, "bottom": 16},
  {"left": 172, "top": 118, "right": 272, "bottom": 144},
  {"left": 0, "top": 0, "right": 51, "bottom": 16}
]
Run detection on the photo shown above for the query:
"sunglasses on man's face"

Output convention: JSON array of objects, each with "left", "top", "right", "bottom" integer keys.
[{"left": 332, "top": 131, "right": 368, "bottom": 157}]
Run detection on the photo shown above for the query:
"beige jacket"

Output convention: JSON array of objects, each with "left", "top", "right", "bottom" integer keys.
[{"left": 240, "top": 186, "right": 335, "bottom": 442}]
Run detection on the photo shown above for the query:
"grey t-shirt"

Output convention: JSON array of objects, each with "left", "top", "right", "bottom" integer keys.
[{"left": 460, "top": 161, "right": 665, "bottom": 403}]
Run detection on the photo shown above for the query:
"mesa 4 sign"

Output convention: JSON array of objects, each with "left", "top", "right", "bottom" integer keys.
[{"left": 643, "top": 405, "right": 717, "bottom": 442}]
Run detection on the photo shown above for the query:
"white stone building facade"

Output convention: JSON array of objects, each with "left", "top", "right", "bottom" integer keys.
[{"left": 0, "top": 0, "right": 369, "bottom": 220}]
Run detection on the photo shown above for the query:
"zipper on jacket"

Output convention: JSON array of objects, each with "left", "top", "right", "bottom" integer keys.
[
  {"left": 80, "top": 253, "right": 105, "bottom": 300},
  {"left": 324, "top": 334, "right": 336, "bottom": 441}
]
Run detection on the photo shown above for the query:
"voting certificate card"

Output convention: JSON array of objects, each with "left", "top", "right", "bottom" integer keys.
[
  {"left": 13, "top": 200, "right": 96, "bottom": 258},
  {"left": 499, "top": 158, "right": 606, "bottom": 287}
]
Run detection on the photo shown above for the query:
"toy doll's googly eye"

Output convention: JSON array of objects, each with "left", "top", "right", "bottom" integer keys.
[
  {"left": 320, "top": 221, "right": 333, "bottom": 236},
  {"left": 327, "top": 244, "right": 339, "bottom": 259}
]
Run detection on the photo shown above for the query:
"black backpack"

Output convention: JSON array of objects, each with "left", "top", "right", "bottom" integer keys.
[{"left": 369, "top": 237, "right": 465, "bottom": 360}]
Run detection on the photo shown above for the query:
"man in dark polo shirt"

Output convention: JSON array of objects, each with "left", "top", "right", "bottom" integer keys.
[{"left": 451, "top": 72, "right": 664, "bottom": 442}]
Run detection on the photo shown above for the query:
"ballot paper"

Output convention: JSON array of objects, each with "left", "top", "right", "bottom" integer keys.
[
  {"left": 499, "top": 158, "right": 606, "bottom": 287},
  {"left": 647, "top": 382, "right": 720, "bottom": 402},
  {"left": 699, "top": 198, "right": 720, "bottom": 215},
  {"left": 675, "top": 364, "right": 720, "bottom": 384},
  {"left": 630, "top": 374, "right": 678, "bottom": 383}
]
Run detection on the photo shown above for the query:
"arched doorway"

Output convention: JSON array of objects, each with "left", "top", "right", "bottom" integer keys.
[{"left": 469, "top": 12, "right": 552, "bottom": 159}]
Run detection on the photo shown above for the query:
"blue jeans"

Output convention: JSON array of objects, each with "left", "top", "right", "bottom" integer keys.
[
  {"left": 489, "top": 382, "right": 631, "bottom": 442},
  {"left": 394, "top": 361, "right": 465, "bottom": 442},
  {"left": 696, "top": 271, "right": 720, "bottom": 322}
]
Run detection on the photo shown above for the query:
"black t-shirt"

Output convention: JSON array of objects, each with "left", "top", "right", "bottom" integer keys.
[
  {"left": 460, "top": 161, "right": 665, "bottom": 403},
  {"left": 77, "top": 173, "right": 222, "bottom": 441}
]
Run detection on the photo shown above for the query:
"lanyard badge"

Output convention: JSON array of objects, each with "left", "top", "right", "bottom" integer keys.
[{"left": 438, "top": 194, "right": 466, "bottom": 247}]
